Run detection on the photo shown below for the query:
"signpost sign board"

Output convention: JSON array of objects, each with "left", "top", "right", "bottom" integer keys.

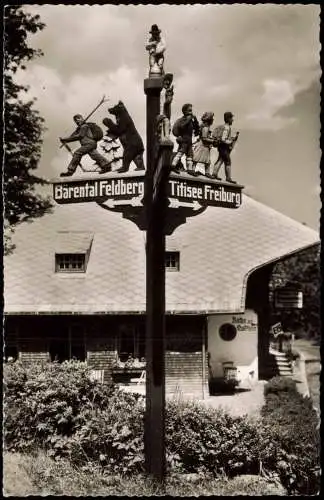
[
  {"left": 53, "top": 174, "right": 145, "bottom": 205},
  {"left": 168, "top": 174, "right": 242, "bottom": 209},
  {"left": 52, "top": 172, "right": 243, "bottom": 211}
]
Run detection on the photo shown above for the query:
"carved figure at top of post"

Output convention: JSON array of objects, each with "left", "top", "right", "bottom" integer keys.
[
  {"left": 145, "top": 24, "right": 166, "bottom": 77},
  {"left": 156, "top": 73, "right": 174, "bottom": 144}
]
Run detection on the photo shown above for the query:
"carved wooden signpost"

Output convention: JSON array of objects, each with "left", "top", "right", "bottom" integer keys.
[{"left": 52, "top": 25, "right": 244, "bottom": 483}]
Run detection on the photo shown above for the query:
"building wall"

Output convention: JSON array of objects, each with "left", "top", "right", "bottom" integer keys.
[
  {"left": 4, "top": 316, "right": 50, "bottom": 364},
  {"left": 4, "top": 314, "right": 208, "bottom": 396},
  {"left": 245, "top": 264, "right": 274, "bottom": 379},
  {"left": 165, "top": 316, "right": 208, "bottom": 397},
  {"left": 87, "top": 338, "right": 117, "bottom": 384},
  {"left": 85, "top": 317, "right": 119, "bottom": 383},
  {"left": 207, "top": 309, "right": 258, "bottom": 385}
]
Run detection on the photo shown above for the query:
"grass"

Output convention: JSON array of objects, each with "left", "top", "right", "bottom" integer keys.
[
  {"left": 3, "top": 451, "right": 286, "bottom": 496},
  {"left": 3, "top": 452, "right": 40, "bottom": 496}
]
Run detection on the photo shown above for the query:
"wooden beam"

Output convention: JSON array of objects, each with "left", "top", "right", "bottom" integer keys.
[{"left": 143, "top": 77, "right": 166, "bottom": 482}]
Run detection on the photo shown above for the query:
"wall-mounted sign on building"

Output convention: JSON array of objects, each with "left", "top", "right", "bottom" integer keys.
[{"left": 270, "top": 322, "right": 285, "bottom": 337}]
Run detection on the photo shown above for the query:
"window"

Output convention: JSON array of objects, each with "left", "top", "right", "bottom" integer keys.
[
  {"left": 55, "top": 253, "right": 86, "bottom": 272},
  {"left": 219, "top": 323, "right": 237, "bottom": 342},
  {"left": 274, "top": 287, "right": 303, "bottom": 309},
  {"left": 117, "top": 324, "right": 145, "bottom": 364},
  {"left": 49, "top": 324, "right": 85, "bottom": 362},
  {"left": 54, "top": 231, "right": 93, "bottom": 273},
  {"left": 165, "top": 251, "right": 180, "bottom": 271}
]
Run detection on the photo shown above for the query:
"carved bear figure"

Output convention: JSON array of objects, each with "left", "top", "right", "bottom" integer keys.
[{"left": 103, "top": 101, "right": 145, "bottom": 173}]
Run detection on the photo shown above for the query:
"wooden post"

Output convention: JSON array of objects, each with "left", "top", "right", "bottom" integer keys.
[
  {"left": 202, "top": 323, "right": 206, "bottom": 400},
  {"left": 144, "top": 77, "right": 166, "bottom": 482}
]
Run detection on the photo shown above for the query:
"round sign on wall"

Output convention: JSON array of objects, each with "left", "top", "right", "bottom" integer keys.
[{"left": 219, "top": 323, "right": 237, "bottom": 341}]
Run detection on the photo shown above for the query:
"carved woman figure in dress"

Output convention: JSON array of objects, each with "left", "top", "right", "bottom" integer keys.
[{"left": 192, "top": 111, "right": 215, "bottom": 177}]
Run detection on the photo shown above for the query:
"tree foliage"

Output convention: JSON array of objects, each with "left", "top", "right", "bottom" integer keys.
[
  {"left": 4, "top": 6, "right": 52, "bottom": 252},
  {"left": 269, "top": 244, "right": 320, "bottom": 338}
]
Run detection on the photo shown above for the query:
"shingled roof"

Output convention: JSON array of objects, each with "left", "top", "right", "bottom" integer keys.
[{"left": 4, "top": 195, "right": 319, "bottom": 314}]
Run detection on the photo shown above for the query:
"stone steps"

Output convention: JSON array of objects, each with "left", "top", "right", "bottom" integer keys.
[{"left": 265, "top": 350, "right": 293, "bottom": 378}]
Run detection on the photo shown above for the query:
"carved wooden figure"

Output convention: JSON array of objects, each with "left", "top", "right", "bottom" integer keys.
[
  {"left": 102, "top": 101, "right": 145, "bottom": 173},
  {"left": 145, "top": 24, "right": 166, "bottom": 77},
  {"left": 209, "top": 111, "right": 239, "bottom": 183},
  {"left": 157, "top": 73, "right": 174, "bottom": 144}
]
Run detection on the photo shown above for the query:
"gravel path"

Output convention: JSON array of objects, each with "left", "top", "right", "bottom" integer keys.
[
  {"left": 122, "top": 381, "right": 266, "bottom": 418},
  {"left": 188, "top": 381, "right": 266, "bottom": 418}
]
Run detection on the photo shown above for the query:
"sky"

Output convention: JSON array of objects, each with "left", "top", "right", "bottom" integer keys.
[{"left": 15, "top": 3, "right": 321, "bottom": 230}]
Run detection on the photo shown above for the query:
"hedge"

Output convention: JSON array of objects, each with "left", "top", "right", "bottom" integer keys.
[
  {"left": 3, "top": 362, "right": 320, "bottom": 494},
  {"left": 261, "top": 376, "right": 320, "bottom": 495}
]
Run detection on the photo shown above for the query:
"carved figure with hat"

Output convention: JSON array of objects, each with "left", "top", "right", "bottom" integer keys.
[
  {"left": 208, "top": 111, "right": 240, "bottom": 183},
  {"left": 145, "top": 24, "right": 166, "bottom": 77}
]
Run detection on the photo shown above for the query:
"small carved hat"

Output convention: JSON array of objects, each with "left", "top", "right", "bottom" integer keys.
[{"left": 150, "top": 24, "right": 161, "bottom": 34}]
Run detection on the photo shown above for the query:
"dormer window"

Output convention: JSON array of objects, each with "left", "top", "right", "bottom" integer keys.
[
  {"left": 165, "top": 251, "right": 180, "bottom": 271},
  {"left": 56, "top": 253, "right": 86, "bottom": 272},
  {"left": 55, "top": 231, "right": 93, "bottom": 273}
]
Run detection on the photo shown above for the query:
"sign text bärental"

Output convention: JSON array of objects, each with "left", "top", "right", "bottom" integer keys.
[
  {"left": 53, "top": 176, "right": 242, "bottom": 208},
  {"left": 53, "top": 178, "right": 144, "bottom": 203}
]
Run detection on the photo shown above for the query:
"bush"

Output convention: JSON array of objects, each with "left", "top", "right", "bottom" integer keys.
[
  {"left": 165, "top": 400, "right": 270, "bottom": 476},
  {"left": 4, "top": 360, "right": 120, "bottom": 454},
  {"left": 261, "top": 376, "right": 320, "bottom": 495},
  {"left": 3, "top": 363, "right": 320, "bottom": 494},
  {"left": 67, "top": 392, "right": 145, "bottom": 474},
  {"left": 263, "top": 375, "right": 297, "bottom": 396}
]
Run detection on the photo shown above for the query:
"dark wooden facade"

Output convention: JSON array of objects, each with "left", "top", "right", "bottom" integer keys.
[{"left": 4, "top": 314, "right": 208, "bottom": 397}]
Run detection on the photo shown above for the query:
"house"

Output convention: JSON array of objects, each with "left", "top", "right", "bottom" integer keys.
[{"left": 4, "top": 194, "right": 319, "bottom": 397}]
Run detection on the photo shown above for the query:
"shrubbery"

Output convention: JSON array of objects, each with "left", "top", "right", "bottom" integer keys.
[
  {"left": 165, "top": 401, "right": 268, "bottom": 476},
  {"left": 4, "top": 360, "right": 141, "bottom": 464},
  {"left": 261, "top": 376, "right": 320, "bottom": 495},
  {"left": 3, "top": 363, "right": 320, "bottom": 494},
  {"left": 263, "top": 375, "right": 297, "bottom": 397}
]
